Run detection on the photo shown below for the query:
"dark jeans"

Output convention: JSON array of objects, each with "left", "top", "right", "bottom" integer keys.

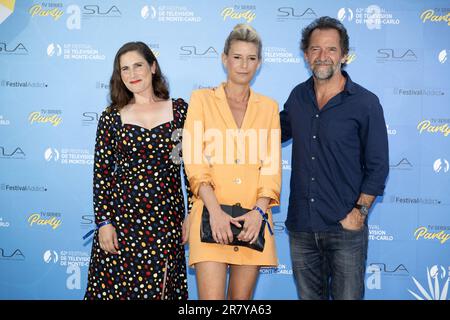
[{"left": 289, "top": 225, "right": 369, "bottom": 300}]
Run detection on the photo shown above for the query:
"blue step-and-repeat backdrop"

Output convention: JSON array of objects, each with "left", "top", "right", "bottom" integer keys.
[{"left": 0, "top": 0, "right": 449, "bottom": 300}]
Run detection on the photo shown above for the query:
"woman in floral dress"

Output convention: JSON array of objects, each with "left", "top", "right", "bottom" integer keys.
[{"left": 84, "top": 42, "right": 190, "bottom": 300}]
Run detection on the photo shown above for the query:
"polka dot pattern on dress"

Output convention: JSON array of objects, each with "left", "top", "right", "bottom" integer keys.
[{"left": 85, "top": 98, "right": 191, "bottom": 300}]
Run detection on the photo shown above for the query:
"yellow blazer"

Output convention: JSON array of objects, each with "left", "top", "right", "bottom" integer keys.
[{"left": 183, "top": 83, "right": 281, "bottom": 267}]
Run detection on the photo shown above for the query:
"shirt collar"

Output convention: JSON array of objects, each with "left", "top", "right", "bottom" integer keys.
[{"left": 342, "top": 70, "right": 357, "bottom": 95}]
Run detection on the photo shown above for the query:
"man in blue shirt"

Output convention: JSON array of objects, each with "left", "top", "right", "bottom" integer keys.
[{"left": 280, "top": 16, "right": 389, "bottom": 300}]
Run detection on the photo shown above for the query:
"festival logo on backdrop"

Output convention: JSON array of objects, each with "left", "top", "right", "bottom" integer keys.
[
  {"left": 43, "top": 249, "right": 88, "bottom": 290},
  {"left": 386, "top": 195, "right": 442, "bottom": 206},
  {"left": 420, "top": 9, "right": 450, "bottom": 26},
  {"left": 81, "top": 111, "right": 99, "bottom": 127},
  {"left": 414, "top": 225, "right": 450, "bottom": 244},
  {"left": 1, "top": 79, "right": 48, "bottom": 88},
  {"left": 394, "top": 87, "right": 445, "bottom": 96},
  {"left": 47, "top": 43, "right": 61, "bottom": 57},
  {"left": 409, "top": 265, "right": 450, "bottom": 300},
  {"left": 80, "top": 4, "right": 121, "bottom": 18},
  {"left": 28, "top": 2, "right": 64, "bottom": 21},
  {"left": 417, "top": 119, "right": 450, "bottom": 137},
  {"left": 389, "top": 157, "right": 413, "bottom": 170},
  {"left": 141, "top": 5, "right": 156, "bottom": 20},
  {"left": 438, "top": 49, "right": 448, "bottom": 64},
  {"left": 179, "top": 45, "right": 219, "bottom": 60},
  {"left": 66, "top": 4, "right": 122, "bottom": 30},
  {"left": 47, "top": 43, "right": 106, "bottom": 60},
  {"left": 80, "top": 214, "right": 94, "bottom": 230},
  {"left": 61, "top": 43, "right": 105, "bottom": 60},
  {"left": 366, "top": 263, "right": 410, "bottom": 291},
  {"left": 43, "top": 250, "right": 59, "bottom": 263},
  {"left": 44, "top": 147, "right": 59, "bottom": 162},
  {"left": 141, "top": 4, "right": 201, "bottom": 23},
  {"left": 337, "top": 5, "right": 401, "bottom": 29},
  {"left": 376, "top": 48, "right": 418, "bottom": 63},
  {"left": 337, "top": 8, "right": 353, "bottom": 22},
  {"left": 0, "top": 146, "right": 25, "bottom": 159},
  {"left": 43, "top": 249, "right": 90, "bottom": 267},
  {"left": 433, "top": 158, "right": 449, "bottom": 173},
  {"left": 276, "top": 7, "right": 317, "bottom": 22},
  {"left": 29, "top": 109, "right": 62, "bottom": 126},
  {"left": 263, "top": 47, "right": 301, "bottom": 64},
  {"left": 1, "top": 183, "right": 47, "bottom": 192},
  {"left": 0, "top": 42, "right": 28, "bottom": 55},
  {"left": 0, "top": 248, "right": 25, "bottom": 261},
  {"left": 221, "top": 4, "right": 256, "bottom": 23},
  {"left": 260, "top": 264, "right": 293, "bottom": 275},
  {"left": 44, "top": 147, "right": 94, "bottom": 165},
  {"left": 368, "top": 225, "right": 395, "bottom": 241},
  {"left": 368, "top": 263, "right": 409, "bottom": 276},
  {"left": 28, "top": 212, "right": 62, "bottom": 230}
]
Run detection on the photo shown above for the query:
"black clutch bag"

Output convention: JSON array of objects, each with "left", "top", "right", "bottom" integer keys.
[{"left": 200, "top": 203, "right": 265, "bottom": 252}]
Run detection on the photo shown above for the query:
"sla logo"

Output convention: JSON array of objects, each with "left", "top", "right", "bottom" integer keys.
[
  {"left": 390, "top": 157, "right": 413, "bottom": 170},
  {"left": 438, "top": 50, "right": 447, "bottom": 64},
  {"left": 337, "top": 8, "right": 353, "bottom": 21},
  {"left": 0, "top": 0, "right": 15, "bottom": 24},
  {"left": 44, "top": 148, "right": 60, "bottom": 162},
  {"left": 43, "top": 250, "right": 58, "bottom": 263},
  {"left": 433, "top": 158, "right": 449, "bottom": 173},
  {"left": 47, "top": 43, "right": 62, "bottom": 57},
  {"left": 0, "top": 248, "right": 25, "bottom": 260},
  {"left": 141, "top": 5, "right": 156, "bottom": 19},
  {"left": 0, "top": 42, "right": 28, "bottom": 54},
  {"left": 0, "top": 146, "right": 25, "bottom": 159},
  {"left": 276, "top": 7, "right": 317, "bottom": 20},
  {"left": 409, "top": 265, "right": 449, "bottom": 300}
]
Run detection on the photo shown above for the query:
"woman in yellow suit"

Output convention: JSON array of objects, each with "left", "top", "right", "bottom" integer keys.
[{"left": 182, "top": 24, "right": 281, "bottom": 300}]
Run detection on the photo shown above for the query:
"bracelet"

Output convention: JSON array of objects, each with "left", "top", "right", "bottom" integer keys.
[
  {"left": 82, "top": 219, "right": 112, "bottom": 240},
  {"left": 253, "top": 206, "right": 274, "bottom": 235},
  {"left": 97, "top": 219, "right": 112, "bottom": 229}
]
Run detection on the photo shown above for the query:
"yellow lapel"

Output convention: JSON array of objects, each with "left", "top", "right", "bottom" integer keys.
[
  {"left": 214, "top": 82, "right": 260, "bottom": 130},
  {"left": 214, "top": 83, "right": 237, "bottom": 129},
  {"left": 241, "top": 87, "right": 259, "bottom": 130}
]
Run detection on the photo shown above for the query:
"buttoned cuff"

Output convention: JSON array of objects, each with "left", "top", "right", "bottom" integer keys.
[
  {"left": 189, "top": 174, "right": 216, "bottom": 198},
  {"left": 361, "top": 181, "right": 385, "bottom": 197},
  {"left": 257, "top": 188, "right": 280, "bottom": 208}
]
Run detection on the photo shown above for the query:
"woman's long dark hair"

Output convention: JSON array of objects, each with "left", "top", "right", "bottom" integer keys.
[{"left": 108, "top": 41, "right": 169, "bottom": 111}]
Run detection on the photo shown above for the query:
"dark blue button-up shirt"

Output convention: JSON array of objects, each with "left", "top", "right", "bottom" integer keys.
[{"left": 280, "top": 71, "right": 389, "bottom": 232}]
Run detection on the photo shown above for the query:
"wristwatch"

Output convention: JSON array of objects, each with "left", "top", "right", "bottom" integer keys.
[{"left": 355, "top": 203, "right": 370, "bottom": 216}]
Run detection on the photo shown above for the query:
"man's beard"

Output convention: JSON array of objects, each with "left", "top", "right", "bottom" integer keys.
[{"left": 311, "top": 60, "right": 338, "bottom": 80}]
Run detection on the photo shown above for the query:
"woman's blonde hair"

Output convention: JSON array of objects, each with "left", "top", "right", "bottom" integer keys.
[{"left": 223, "top": 24, "right": 262, "bottom": 59}]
